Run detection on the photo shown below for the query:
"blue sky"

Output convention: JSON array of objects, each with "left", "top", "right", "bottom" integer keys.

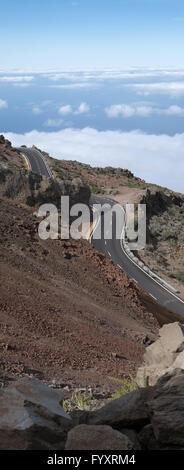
[
  {"left": 1, "top": 0, "right": 184, "bottom": 69},
  {"left": 0, "top": 1, "right": 184, "bottom": 192}
]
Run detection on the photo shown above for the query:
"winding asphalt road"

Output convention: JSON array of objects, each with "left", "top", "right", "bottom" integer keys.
[
  {"left": 17, "top": 147, "right": 53, "bottom": 178},
  {"left": 90, "top": 195, "right": 184, "bottom": 318},
  {"left": 18, "top": 147, "right": 184, "bottom": 318}
]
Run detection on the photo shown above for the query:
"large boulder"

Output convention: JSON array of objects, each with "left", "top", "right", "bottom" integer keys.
[
  {"left": 138, "top": 424, "right": 160, "bottom": 450},
  {"left": 136, "top": 365, "right": 167, "bottom": 388},
  {"left": 172, "top": 350, "right": 184, "bottom": 369},
  {"left": 119, "top": 428, "right": 141, "bottom": 450},
  {"left": 147, "top": 369, "right": 184, "bottom": 446},
  {"left": 65, "top": 424, "right": 134, "bottom": 450},
  {"left": 0, "top": 377, "right": 72, "bottom": 450},
  {"left": 159, "top": 322, "right": 184, "bottom": 352},
  {"left": 136, "top": 322, "right": 184, "bottom": 387},
  {"left": 83, "top": 386, "right": 154, "bottom": 430}
]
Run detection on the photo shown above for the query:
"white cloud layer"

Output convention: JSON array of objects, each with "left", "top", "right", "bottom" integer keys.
[
  {"left": 45, "top": 68, "right": 184, "bottom": 83},
  {"left": 50, "top": 82, "right": 98, "bottom": 89},
  {"left": 106, "top": 104, "right": 184, "bottom": 118},
  {"left": 3, "top": 127, "right": 184, "bottom": 193},
  {"left": 3, "top": 68, "right": 184, "bottom": 85},
  {"left": 129, "top": 81, "right": 184, "bottom": 96},
  {"left": 0, "top": 99, "right": 8, "bottom": 109},
  {"left": 0, "top": 75, "right": 34, "bottom": 83}
]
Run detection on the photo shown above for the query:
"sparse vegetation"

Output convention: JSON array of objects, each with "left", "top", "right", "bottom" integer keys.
[
  {"left": 156, "top": 252, "right": 167, "bottom": 266},
  {"left": 108, "top": 189, "right": 119, "bottom": 196},
  {"left": 169, "top": 271, "right": 184, "bottom": 283},
  {"left": 108, "top": 375, "right": 138, "bottom": 401},
  {"left": 90, "top": 183, "right": 105, "bottom": 194},
  {"left": 63, "top": 390, "right": 98, "bottom": 412}
]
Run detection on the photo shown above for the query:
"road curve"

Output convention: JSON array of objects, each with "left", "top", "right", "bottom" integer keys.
[
  {"left": 17, "top": 147, "right": 53, "bottom": 179},
  {"left": 90, "top": 195, "right": 184, "bottom": 318},
  {"left": 17, "top": 148, "right": 184, "bottom": 318}
]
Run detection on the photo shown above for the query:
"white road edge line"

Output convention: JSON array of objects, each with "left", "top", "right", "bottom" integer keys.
[
  {"left": 119, "top": 206, "right": 184, "bottom": 306},
  {"left": 149, "top": 293, "right": 157, "bottom": 301}
]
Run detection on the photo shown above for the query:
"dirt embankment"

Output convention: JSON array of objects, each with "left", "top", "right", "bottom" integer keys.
[{"left": 0, "top": 195, "right": 159, "bottom": 395}]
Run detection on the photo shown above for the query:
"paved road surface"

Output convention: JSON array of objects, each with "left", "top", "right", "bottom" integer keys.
[
  {"left": 17, "top": 147, "right": 52, "bottom": 178},
  {"left": 90, "top": 195, "right": 184, "bottom": 318}
]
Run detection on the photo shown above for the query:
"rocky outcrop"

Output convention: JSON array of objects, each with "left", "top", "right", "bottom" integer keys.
[
  {"left": 94, "top": 166, "right": 140, "bottom": 180},
  {"left": 147, "top": 369, "right": 184, "bottom": 447},
  {"left": 136, "top": 322, "right": 184, "bottom": 387},
  {"left": 0, "top": 167, "right": 90, "bottom": 207},
  {"left": 1, "top": 368, "right": 184, "bottom": 450},
  {"left": 70, "top": 368, "right": 184, "bottom": 449},
  {"left": 0, "top": 135, "right": 23, "bottom": 170},
  {"left": 81, "top": 386, "right": 154, "bottom": 430},
  {"left": 0, "top": 135, "right": 91, "bottom": 206},
  {"left": 0, "top": 377, "right": 72, "bottom": 450},
  {"left": 141, "top": 188, "right": 183, "bottom": 220},
  {"left": 65, "top": 424, "right": 134, "bottom": 450},
  {"left": 139, "top": 189, "right": 184, "bottom": 254},
  {"left": 138, "top": 424, "right": 160, "bottom": 450}
]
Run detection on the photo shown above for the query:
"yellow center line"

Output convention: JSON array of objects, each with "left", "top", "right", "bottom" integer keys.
[{"left": 21, "top": 153, "right": 31, "bottom": 171}]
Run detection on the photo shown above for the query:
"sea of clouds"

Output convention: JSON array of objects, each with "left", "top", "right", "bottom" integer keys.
[{"left": 1, "top": 67, "right": 184, "bottom": 192}]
